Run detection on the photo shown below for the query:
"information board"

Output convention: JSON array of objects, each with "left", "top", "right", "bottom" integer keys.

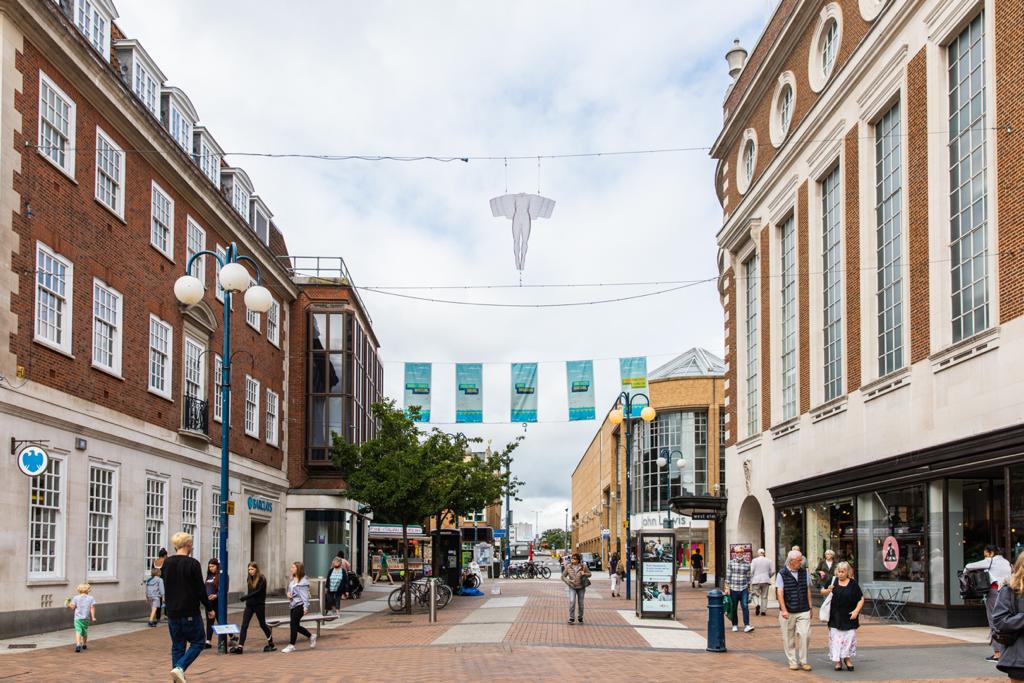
[{"left": 637, "top": 532, "right": 676, "bottom": 618}]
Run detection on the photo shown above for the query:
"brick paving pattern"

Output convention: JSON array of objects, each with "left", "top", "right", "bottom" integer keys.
[{"left": 0, "top": 573, "right": 1005, "bottom": 682}]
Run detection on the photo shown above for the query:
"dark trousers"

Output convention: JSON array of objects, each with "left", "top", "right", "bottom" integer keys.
[
  {"left": 289, "top": 605, "right": 311, "bottom": 645},
  {"left": 325, "top": 590, "right": 340, "bottom": 611},
  {"left": 205, "top": 609, "right": 216, "bottom": 643},
  {"left": 734, "top": 588, "right": 750, "bottom": 625},
  {"left": 986, "top": 586, "right": 1005, "bottom": 654},
  {"left": 239, "top": 605, "right": 272, "bottom": 646},
  {"left": 168, "top": 614, "right": 205, "bottom": 672}
]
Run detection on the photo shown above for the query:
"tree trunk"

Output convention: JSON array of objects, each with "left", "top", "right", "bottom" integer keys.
[{"left": 402, "top": 523, "right": 412, "bottom": 615}]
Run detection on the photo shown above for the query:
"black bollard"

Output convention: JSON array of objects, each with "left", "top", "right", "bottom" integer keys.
[{"left": 706, "top": 588, "right": 727, "bottom": 652}]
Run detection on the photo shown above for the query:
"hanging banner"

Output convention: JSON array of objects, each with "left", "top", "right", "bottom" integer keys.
[
  {"left": 455, "top": 363, "right": 483, "bottom": 423},
  {"left": 619, "top": 356, "right": 649, "bottom": 417},
  {"left": 403, "top": 363, "right": 432, "bottom": 422},
  {"left": 510, "top": 363, "right": 538, "bottom": 423},
  {"left": 566, "top": 360, "right": 595, "bottom": 421}
]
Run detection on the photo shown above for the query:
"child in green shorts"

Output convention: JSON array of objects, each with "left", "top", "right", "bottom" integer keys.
[{"left": 66, "top": 583, "right": 96, "bottom": 653}]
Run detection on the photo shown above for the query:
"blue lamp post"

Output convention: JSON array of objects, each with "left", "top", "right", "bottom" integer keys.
[
  {"left": 608, "top": 392, "right": 656, "bottom": 601},
  {"left": 173, "top": 242, "right": 273, "bottom": 637}
]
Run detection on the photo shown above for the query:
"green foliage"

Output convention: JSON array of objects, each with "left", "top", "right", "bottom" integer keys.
[{"left": 540, "top": 528, "right": 567, "bottom": 549}]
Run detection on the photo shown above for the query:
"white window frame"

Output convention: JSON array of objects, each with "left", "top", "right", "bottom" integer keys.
[
  {"left": 148, "top": 314, "right": 173, "bottom": 400},
  {"left": 211, "top": 488, "right": 221, "bottom": 560},
  {"left": 266, "top": 388, "right": 279, "bottom": 446},
  {"left": 246, "top": 280, "right": 261, "bottom": 331},
  {"left": 779, "top": 214, "right": 798, "bottom": 421},
  {"left": 91, "top": 278, "right": 122, "bottom": 376},
  {"left": 251, "top": 203, "right": 270, "bottom": 245},
  {"left": 87, "top": 462, "right": 118, "bottom": 580},
  {"left": 27, "top": 454, "right": 67, "bottom": 580},
  {"left": 215, "top": 244, "right": 226, "bottom": 303},
  {"left": 34, "top": 242, "right": 74, "bottom": 355},
  {"left": 213, "top": 353, "right": 224, "bottom": 423},
  {"left": 181, "top": 483, "right": 201, "bottom": 555},
  {"left": 199, "top": 138, "right": 220, "bottom": 187},
  {"left": 144, "top": 476, "right": 168, "bottom": 568},
  {"left": 743, "top": 255, "right": 760, "bottom": 436},
  {"left": 150, "top": 181, "right": 174, "bottom": 261},
  {"left": 94, "top": 126, "right": 124, "bottom": 218},
  {"left": 267, "top": 299, "right": 280, "bottom": 347},
  {"left": 183, "top": 335, "right": 206, "bottom": 401},
  {"left": 168, "top": 101, "right": 192, "bottom": 152},
  {"left": 820, "top": 165, "right": 843, "bottom": 402},
  {"left": 74, "top": 0, "right": 111, "bottom": 56},
  {"left": 133, "top": 60, "right": 159, "bottom": 117},
  {"left": 232, "top": 183, "right": 250, "bottom": 218},
  {"left": 37, "top": 71, "right": 76, "bottom": 179},
  {"left": 185, "top": 217, "right": 206, "bottom": 285},
  {"left": 244, "top": 375, "right": 260, "bottom": 438}
]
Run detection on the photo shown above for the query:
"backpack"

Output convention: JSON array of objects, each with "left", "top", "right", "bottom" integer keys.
[{"left": 959, "top": 562, "right": 992, "bottom": 600}]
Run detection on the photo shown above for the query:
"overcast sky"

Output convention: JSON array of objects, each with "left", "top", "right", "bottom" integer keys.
[{"left": 117, "top": 1, "right": 771, "bottom": 535}]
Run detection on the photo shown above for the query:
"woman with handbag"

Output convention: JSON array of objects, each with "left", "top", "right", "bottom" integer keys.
[
  {"left": 993, "top": 554, "right": 1024, "bottom": 680},
  {"left": 562, "top": 553, "right": 591, "bottom": 624},
  {"left": 819, "top": 561, "right": 864, "bottom": 671},
  {"left": 966, "top": 545, "right": 1014, "bottom": 661}
]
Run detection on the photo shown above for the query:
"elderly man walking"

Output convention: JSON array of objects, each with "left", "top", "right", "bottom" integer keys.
[
  {"left": 750, "top": 548, "right": 773, "bottom": 616},
  {"left": 776, "top": 549, "right": 814, "bottom": 671},
  {"left": 725, "top": 550, "right": 754, "bottom": 633}
]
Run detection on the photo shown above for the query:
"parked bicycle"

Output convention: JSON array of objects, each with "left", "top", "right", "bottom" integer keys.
[{"left": 388, "top": 577, "right": 453, "bottom": 613}]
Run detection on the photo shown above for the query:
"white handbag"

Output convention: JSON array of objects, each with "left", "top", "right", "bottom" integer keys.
[{"left": 818, "top": 578, "right": 836, "bottom": 622}]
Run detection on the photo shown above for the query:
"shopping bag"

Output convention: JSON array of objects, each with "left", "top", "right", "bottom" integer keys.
[
  {"left": 723, "top": 593, "right": 737, "bottom": 624},
  {"left": 819, "top": 578, "right": 835, "bottom": 622}
]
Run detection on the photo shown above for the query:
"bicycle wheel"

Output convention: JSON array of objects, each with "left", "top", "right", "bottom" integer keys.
[
  {"left": 539, "top": 566, "right": 551, "bottom": 579},
  {"left": 437, "top": 584, "right": 453, "bottom": 608},
  {"left": 471, "top": 574, "right": 481, "bottom": 589},
  {"left": 388, "top": 587, "right": 407, "bottom": 612}
]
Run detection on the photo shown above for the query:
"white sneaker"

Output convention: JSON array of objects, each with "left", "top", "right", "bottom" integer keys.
[
  {"left": 170, "top": 667, "right": 186, "bottom": 683},
  {"left": 744, "top": 625, "right": 755, "bottom": 633},
  {"left": 309, "top": 634, "right": 317, "bottom": 649},
  {"left": 281, "top": 644, "right": 295, "bottom": 653},
  {"left": 732, "top": 625, "right": 738, "bottom": 632}
]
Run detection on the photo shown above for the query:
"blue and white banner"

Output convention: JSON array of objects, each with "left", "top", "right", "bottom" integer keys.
[
  {"left": 566, "top": 360, "right": 595, "bottom": 421},
  {"left": 510, "top": 362, "right": 538, "bottom": 423},
  {"left": 455, "top": 363, "right": 483, "bottom": 423},
  {"left": 403, "top": 362, "right": 432, "bottom": 422},
  {"left": 619, "top": 356, "right": 649, "bottom": 417}
]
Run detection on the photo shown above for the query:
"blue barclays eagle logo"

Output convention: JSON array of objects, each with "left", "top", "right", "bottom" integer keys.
[{"left": 19, "top": 447, "right": 47, "bottom": 475}]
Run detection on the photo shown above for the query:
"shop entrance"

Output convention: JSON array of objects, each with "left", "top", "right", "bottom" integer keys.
[
  {"left": 250, "top": 519, "right": 269, "bottom": 569},
  {"left": 949, "top": 473, "right": 1006, "bottom": 605}
]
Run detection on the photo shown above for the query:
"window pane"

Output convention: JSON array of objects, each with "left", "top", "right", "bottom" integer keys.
[
  {"left": 329, "top": 354, "right": 345, "bottom": 394},
  {"left": 329, "top": 314, "right": 344, "bottom": 351}
]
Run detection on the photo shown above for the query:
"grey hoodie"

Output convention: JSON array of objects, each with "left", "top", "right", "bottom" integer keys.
[
  {"left": 145, "top": 576, "right": 165, "bottom": 601},
  {"left": 288, "top": 576, "right": 310, "bottom": 610}
]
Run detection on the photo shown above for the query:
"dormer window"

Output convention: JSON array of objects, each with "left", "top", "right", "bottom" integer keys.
[
  {"left": 250, "top": 196, "right": 272, "bottom": 246},
  {"left": 161, "top": 87, "right": 199, "bottom": 153},
  {"left": 193, "top": 126, "right": 223, "bottom": 189},
  {"left": 233, "top": 183, "right": 250, "bottom": 217},
  {"left": 114, "top": 40, "right": 166, "bottom": 119},
  {"left": 222, "top": 168, "right": 254, "bottom": 221},
  {"left": 74, "top": 0, "right": 114, "bottom": 57}
]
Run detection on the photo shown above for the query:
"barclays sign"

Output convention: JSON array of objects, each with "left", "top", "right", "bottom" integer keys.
[{"left": 247, "top": 496, "right": 273, "bottom": 513}]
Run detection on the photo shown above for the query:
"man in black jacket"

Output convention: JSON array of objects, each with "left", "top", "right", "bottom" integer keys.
[{"left": 163, "top": 531, "right": 215, "bottom": 683}]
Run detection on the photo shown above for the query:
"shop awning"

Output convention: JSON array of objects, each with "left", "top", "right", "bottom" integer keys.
[{"left": 368, "top": 523, "right": 428, "bottom": 539}]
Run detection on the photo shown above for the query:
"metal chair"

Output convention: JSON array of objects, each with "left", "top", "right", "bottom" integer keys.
[{"left": 882, "top": 585, "right": 912, "bottom": 623}]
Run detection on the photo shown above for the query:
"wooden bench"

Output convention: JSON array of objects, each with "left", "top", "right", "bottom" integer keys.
[{"left": 266, "top": 612, "right": 337, "bottom": 638}]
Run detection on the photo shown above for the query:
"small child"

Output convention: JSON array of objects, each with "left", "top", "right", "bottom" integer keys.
[
  {"left": 145, "top": 567, "right": 165, "bottom": 626},
  {"left": 66, "top": 583, "right": 96, "bottom": 652}
]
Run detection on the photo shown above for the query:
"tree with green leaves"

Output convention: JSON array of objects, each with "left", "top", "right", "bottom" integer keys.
[
  {"left": 540, "top": 528, "right": 567, "bottom": 550},
  {"left": 332, "top": 399, "right": 523, "bottom": 611}
]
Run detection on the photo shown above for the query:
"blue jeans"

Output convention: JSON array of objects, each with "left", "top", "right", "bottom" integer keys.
[
  {"left": 168, "top": 613, "right": 206, "bottom": 671},
  {"left": 734, "top": 588, "right": 750, "bottom": 626}
]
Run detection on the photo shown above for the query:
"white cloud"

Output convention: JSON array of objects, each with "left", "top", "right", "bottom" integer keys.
[{"left": 115, "top": 0, "right": 769, "bottom": 533}]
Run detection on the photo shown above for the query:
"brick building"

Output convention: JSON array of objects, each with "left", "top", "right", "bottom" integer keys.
[
  {"left": 0, "top": 0, "right": 381, "bottom": 637},
  {"left": 570, "top": 349, "right": 725, "bottom": 577},
  {"left": 714, "top": 0, "right": 1022, "bottom": 625}
]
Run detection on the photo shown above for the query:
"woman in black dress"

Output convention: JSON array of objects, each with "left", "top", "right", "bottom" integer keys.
[{"left": 820, "top": 561, "right": 864, "bottom": 671}]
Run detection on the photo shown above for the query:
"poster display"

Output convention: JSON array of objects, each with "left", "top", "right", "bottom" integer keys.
[
  {"left": 510, "top": 363, "right": 538, "bottom": 422},
  {"left": 565, "top": 360, "right": 595, "bottom": 421},
  {"left": 619, "top": 357, "right": 649, "bottom": 417},
  {"left": 637, "top": 532, "right": 675, "bottom": 617},
  {"left": 403, "top": 363, "right": 432, "bottom": 422},
  {"left": 455, "top": 363, "right": 483, "bottom": 423}
]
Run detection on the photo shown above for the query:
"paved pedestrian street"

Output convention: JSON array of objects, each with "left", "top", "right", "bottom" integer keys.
[{"left": 0, "top": 575, "right": 1004, "bottom": 682}]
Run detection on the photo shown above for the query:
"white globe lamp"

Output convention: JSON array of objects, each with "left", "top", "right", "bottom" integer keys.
[
  {"left": 244, "top": 284, "right": 273, "bottom": 313},
  {"left": 173, "top": 275, "right": 204, "bottom": 305},
  {"left": 640, "top": 405, "right": 656, "bottom": 422},
  {"left": 609, "top": 408, "right": 624, "bottom": 425},
  {"left": 219, "top": 262, "right": 251, "bottom": 293},
  {"left": 656, "top": 456, "right": 667, "bottom": 468}
]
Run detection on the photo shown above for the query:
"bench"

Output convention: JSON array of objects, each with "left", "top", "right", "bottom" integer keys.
[{"left": 266, "top": 612, "right": 337, "bottom": 638}]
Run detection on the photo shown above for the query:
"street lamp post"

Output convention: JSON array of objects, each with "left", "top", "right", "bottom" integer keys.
[
  {"left": 608, "top": 392, "right": 656, "bottom": 601},
  {"left": 173, "top": 242, "right": 273, "bottom": 638},
  {"left": 564, "top": 507, "right": 569, "bottom": 558}
]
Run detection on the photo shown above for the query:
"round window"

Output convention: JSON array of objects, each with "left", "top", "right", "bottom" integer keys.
[
  {"left": 778, "top": 84, "right": 794, "bottom": 134},
  {"left": 743, "top": 139, "right": 756, "bottom": 182},
  {"left": 821, "top": 19, "right": 839, "bottom": 77}
]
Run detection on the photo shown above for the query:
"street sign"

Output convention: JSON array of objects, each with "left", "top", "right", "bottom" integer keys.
[
  {"left": 493, "top": 529, "right": 507, "bottom": 539},
  {"left": 691, "top": 512, "right": 719, "bottom": 521},
  {"left": 16, "top": 445, "right": 49, "bottom": 477}
]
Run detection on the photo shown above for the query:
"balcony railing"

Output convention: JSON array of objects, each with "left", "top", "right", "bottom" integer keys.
[
  {"left": 279, "top": 255, "right": 371, "bottom": 322},
  {"left": 182, "top": 395, "right": 209, "bottom": 435}
]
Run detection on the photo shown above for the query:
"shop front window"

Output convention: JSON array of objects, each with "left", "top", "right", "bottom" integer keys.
[
  {"left": 777, "top": 505, "right": 804, "bottom": 569},
  {"left": 805, "top": 499, "right": 855, "bottom": 576},
  {"left": 856, "top": 485, "right": 926, "bottom": 603},
  {"left": 948, "top": 476, "right": 1006, "bottom": 605},
  {"left": 303, "top": 510, "right": 351, "bottom": 577},
  {"left": 633, "top": 411, "right": 708, "bottom": 514},
  {"left": 1012, "top": 466, "right": 1024, "bottom": 562}
]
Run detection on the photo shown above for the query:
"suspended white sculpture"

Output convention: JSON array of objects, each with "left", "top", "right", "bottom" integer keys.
[{"left": 489, "top": 193, "right": 555, "bottom": 271}]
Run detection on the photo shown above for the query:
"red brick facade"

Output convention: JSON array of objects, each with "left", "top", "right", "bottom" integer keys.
[
  {"left": 10, "top": 41, "right": 290, "bottom": 469},
  {"left": 996, "top": 0, "right": 1024, "bottom": 323},
  {"left": 906, "top": 47, "right": 930, "bottom": 365},
  {"left": 843, "top": 125, "right": 861, "bottom": 392}
]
